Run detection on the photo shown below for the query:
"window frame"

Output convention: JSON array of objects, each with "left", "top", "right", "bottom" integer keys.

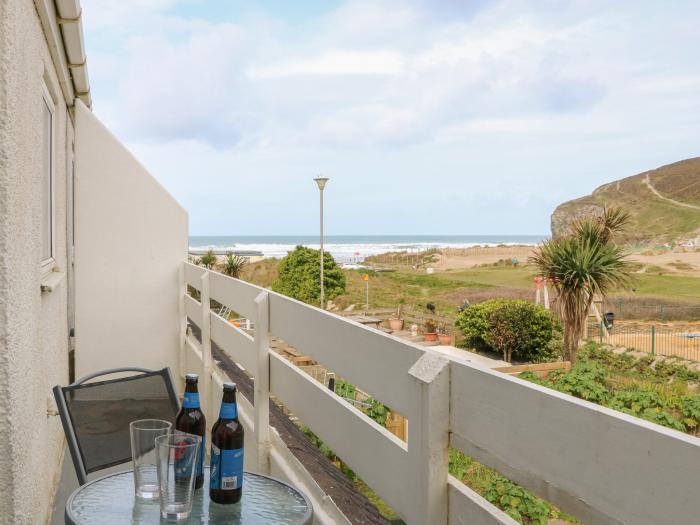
[{"left": 40, "top": 82, "right": 56, "bottom": 273}]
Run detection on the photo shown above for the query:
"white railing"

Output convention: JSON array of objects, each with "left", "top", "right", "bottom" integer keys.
[{"left": 181, "top": 262, "right": 700, "bottom": 525}]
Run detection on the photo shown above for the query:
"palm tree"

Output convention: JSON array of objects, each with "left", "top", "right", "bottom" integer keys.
[
  {"left": 573, "top": 206, "right": 631, "bottom": 245},
  {"left": 530, "top": 207, "right": 632, "bottom": 363},
  {"left": 222, "top": 252, "right": 247, "bottom": 278}
]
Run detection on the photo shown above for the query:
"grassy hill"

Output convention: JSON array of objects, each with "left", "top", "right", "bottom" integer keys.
[{"left": 551, "top": 157, "right": 700, "bottom": 243}]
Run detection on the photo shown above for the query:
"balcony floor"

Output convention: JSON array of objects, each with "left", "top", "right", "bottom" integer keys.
[{"left": 50, "top": 449, "right": 128, "bottom": 525}]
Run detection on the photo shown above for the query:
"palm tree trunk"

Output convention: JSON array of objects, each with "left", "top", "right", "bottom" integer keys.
[{"left": 560, "top": 290, "right": 590, "bottom": 365}]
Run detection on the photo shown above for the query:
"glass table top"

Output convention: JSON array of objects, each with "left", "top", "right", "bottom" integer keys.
[{"left": 66, "top": 467, "right": 312, "bottom": 524}]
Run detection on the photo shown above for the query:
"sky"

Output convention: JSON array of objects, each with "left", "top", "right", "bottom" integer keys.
[{"left": 81, "top": 0, "right": 700, "bottom": 236}]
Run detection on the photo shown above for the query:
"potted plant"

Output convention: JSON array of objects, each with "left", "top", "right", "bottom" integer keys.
[
  {"left": 423, "top": 319, "right": 438, "bottom": 342},
  {"left": 438, "top": 323, "right": 451, "bottom": 346},
  {"left": 388, "top": 304, "right": 404, "bottom": 331}
]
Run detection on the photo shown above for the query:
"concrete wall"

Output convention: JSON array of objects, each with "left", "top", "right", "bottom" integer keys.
[
  {"left": 73, "top": 101, "right": 188, "bottom": 379},
  {"left": 0, "top": 1, "right": 72, "bottom": 523}
]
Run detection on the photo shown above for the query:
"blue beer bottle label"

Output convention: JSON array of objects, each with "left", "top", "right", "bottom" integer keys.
[
  {"left": 219, "top": 401, "right": 237, "bottom": 419},
  {"left": 196, "top": 441, "right": 204, "bottom": 477},
  {"left": 183, "top": 392, "right": 200, "bottom": 409},
  {"left": 210, "top": 444, "right": 243, "bottom": 491},
  {"left": 210, "top": 444, "right": 220, "bottom": 488}
]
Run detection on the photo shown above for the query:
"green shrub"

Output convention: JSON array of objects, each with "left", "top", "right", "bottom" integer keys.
[
  {"left": 455, "top": 299, "right": 506, "bottom": 350},
  {"left": 544, "top": 323, "right": 564, "bottom": 359},
  {"left": 424, "top": 318, "right": 438, "bottom": 333},
  {"left": 455, "top": 299, "right": 557, "bottom": 362},
  {"left": 484, "top": 477, "right": 551, "bottom": 524},
  {"left": 681, "top": 396, "right": 700, "bottom": 433},
  {"left": 272, "top": 246, "right": 346, "bottom": 306},
  {"left": 547, "top": 361, "right": 611, "bottom": 403},
  {"left": 448, "top": 449, "right": 574, "bottom": 524},
  {"left": 335, "top": 379, "right": 389, "bottom": 426}
]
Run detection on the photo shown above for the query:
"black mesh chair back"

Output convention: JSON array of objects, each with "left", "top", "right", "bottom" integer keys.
[{"left": 53, "top": 367, "right": 180, "bottom": 485}]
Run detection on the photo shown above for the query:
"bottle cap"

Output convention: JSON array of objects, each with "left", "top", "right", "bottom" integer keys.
[
  {"left": 223, "top": 382, "right": 237, "bottom": 391},
  {"left": 185, "top": 373, "right": 199, "bottom": 381}
]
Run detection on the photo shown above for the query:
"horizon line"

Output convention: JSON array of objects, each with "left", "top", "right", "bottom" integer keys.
[{"left": 188, "top": 233, "right": 550, "bottom": 237}]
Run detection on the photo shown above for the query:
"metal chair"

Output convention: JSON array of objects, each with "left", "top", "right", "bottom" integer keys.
[{"left": 53, "top": 367, "right": 180, "bottom": 485}]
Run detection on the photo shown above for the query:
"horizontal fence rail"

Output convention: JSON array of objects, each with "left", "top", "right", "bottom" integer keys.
[
  {"left": 450, "top": 362, "right": 700, "bottom": 525},
  {"left": 181, "top": 262, "right": 700, "bottom": 525},
  {"left": 268, "top": 294, "right": 423, "bottom": 417},
  {"left": 270, "top": 352, "right": 410, "bottom": 513}
]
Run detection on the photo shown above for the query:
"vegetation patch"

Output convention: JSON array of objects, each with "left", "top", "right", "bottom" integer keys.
[
  {"left": 668, "top": 261, "right": 695, "bottom": 271},
  {"left": 455, "top": 299, "right": 561, "bottom": 362},
  {"left": 272, "top": 246, "right": 346, "bottom": 306},
  {"left": 519, "top": 342, "right": 700, "bottom": 435},
  {"left": 449, "top": 450, "right": 581, "bottom": 524}
]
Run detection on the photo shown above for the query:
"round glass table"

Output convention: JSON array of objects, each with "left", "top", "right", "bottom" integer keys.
[{"left": 65, "top": 467, "right": 313, "bottom": 524}]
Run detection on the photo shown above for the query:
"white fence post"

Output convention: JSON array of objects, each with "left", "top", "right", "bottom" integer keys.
[
  {"left": 407, "top": 351, "right": 450, "bottom": 524},
  {"left": 200, "top": 272, "right": 213, "bottom": 424},
  {"left": 254, "top": 291, "right": 271, "bottom": 473},
  {"left": 178, "top": 262, "right": 186, "bottom": 382}
]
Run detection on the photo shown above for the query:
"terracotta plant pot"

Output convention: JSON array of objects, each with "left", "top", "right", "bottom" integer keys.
[
  {"left": 388, "top": 318, "right": 404, "bottom": 331},
  {"left": 423, "top": 332, "right": 437, "bottom": 342},
  {"left": 438, "top": 334, "right": 451, "bottom": 346}
]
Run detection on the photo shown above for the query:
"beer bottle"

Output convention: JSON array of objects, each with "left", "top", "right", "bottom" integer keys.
[
  {"left": 209, "top": 382, "right": 244, "bottom": 504},
  {"left": 175, "top": 373, "right": 206, "bottom": 489}
]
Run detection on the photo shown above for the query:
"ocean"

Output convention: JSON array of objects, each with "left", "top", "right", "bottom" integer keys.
[{"left": 188, "top": 235, "right": 547, "bottom": 263}]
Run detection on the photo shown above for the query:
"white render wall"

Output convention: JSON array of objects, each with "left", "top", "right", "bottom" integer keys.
[
  {"left": 0, "top": 1, "right": 72, "bottom": 523},
  {"left": 73, "top": 101, "right": 188, "bottom": 379}
]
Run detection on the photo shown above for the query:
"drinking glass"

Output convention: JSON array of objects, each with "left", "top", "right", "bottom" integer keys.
[
  {"left": 155, "top": 432, "right": 202, "bottom": 520},
  {"left": 130, "top": 419, "right": 172, "bottom": 499}
]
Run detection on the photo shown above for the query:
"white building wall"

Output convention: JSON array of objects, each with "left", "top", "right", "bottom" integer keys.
[
  {"left": 0, "top": 1, "right": 72, "bottom": 523},
  {"left": 73, "top": 101, "right": 188, "bottom": 379}
]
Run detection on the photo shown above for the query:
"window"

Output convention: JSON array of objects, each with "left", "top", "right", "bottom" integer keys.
[{"left": 41, "top": 86, "right": 54, "bottom": 267}]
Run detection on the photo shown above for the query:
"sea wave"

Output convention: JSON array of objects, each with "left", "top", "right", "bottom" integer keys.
[{"left": 188, "top": 241, "right": 539, "bottom": 263}]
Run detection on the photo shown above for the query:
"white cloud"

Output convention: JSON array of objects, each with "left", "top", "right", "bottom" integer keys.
[
  {"left": 81, "top": 0, "right": 700, "bottom": 234},
  {"left": 248, "top": 50, "right": 405, "bottom": 78}
]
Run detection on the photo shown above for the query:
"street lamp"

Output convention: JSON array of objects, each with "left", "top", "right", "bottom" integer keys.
[{"left": 314, "top": 176, "right": 329, "bottom": 309}]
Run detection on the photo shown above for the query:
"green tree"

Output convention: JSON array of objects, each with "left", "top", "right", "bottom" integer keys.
[
  {"left": 530, "top": 207, "right": 632, "bottom": 364},
  {"left": 200, "top": 249, "right": 217, "bottom": 269},
  {"left": 456, "top": 299, "right": 557, "bottom": 362},
  {"left": 272, "top": 246, "right": 346, "bottom": 306},
  {"left": 222, "top": 252, "right": 247, "bottom": 278}
]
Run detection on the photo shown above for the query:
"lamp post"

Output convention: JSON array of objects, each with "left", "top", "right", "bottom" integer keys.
[{"left": 314, "top": 177, "right": 329, "bottom": 309}]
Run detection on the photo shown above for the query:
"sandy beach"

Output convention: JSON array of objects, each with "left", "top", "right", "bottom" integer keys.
[
  {"left": 426, "top": 245, "right": 700, "bottom": 277},
  {"left": 432, "top": 246, "right": 537, "bottom": 270}
]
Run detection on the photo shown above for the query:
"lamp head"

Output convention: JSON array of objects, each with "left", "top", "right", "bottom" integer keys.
[{"left": 314, "top": 177, "right": 329, "bottom": 190}]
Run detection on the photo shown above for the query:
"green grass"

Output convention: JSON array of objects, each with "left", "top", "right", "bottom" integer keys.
[
  {"left": 332, "top": 266, "right": 534, "bottom": 315},
  {"left": 385, "top": 271, "right": 470, "bottom": 291},
  {"left": 449, "top": 450, "right": 582, "bottom": 524},
  {"left": 438, "top": 266, "right": 535, "bottom": 289},
  {"left": 241, "top": 258, "right": 700, "bottom": 316},
  {"left": 627, "top": 273, "right": 700, "bottom": 300}
]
